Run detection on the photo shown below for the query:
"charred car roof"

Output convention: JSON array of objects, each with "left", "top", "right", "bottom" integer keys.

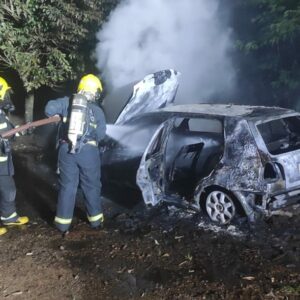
[{"left": 160, "top": 104, "right": 298, "bottom": 122}]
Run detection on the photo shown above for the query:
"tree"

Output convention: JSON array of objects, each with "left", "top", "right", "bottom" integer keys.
[
  {"left": 234, "top": 0, "right": 300, "bottom": 106},
  {"left": 0, "top": 0, "right": 119, "bottom": 121}
]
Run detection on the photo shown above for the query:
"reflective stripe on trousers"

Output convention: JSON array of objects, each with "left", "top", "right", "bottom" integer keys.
[
  {"left": 1, "top": 212, "right": 17, "bottom": 221},
  {"left": 87, "top": 213, "right": 104, "bottom": 223},
  {"left": 0, "top": 156, "right": 8, "bottom": 162},
  {"left": 54, "top": 216, "right": 73, "bottom": 232},
  {"left": 54, "top": 216, "right": 72, "bottom": 225}
]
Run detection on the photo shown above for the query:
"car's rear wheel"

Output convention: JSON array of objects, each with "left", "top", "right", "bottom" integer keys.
[{"left": 205, "top": 189, "right": 236, "bottom": 224}]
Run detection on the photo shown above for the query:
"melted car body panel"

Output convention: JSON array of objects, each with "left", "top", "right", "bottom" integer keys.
[
  {"left": 137, "top": 120, "right": 172, "bottom": 206},
  {"left": 197, "top": 118, "right": 263, "bottom": 193},
  {"left": 115, "top": 69, "right": 180, "bottom": 125}
]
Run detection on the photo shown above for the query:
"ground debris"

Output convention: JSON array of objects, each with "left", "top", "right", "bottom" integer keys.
[
  {"left": 6, "top": 137, "right": 300, "bottom": 299},
  {"left": 162, "top": 253, "right": 170, "bottom": 257},
  {"left": 4, "top": 291, "right": 23, "bottom": 297},
  {"left": 178, "top": 260, "right": 189, "bottom": 267},
  {"left": 242, "top": 276, "right": 256, "bottom": 281},
  {"left": 271, "top": 210, "right": 293, "bottom": 218}
]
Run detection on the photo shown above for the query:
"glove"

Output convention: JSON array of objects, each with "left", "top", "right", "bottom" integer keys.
[
  {"left": 15, "top": 125, "right": 35, "bottom": 136},
  {"left": 22, "top": 127, "right": 35, "bottom": 135}
]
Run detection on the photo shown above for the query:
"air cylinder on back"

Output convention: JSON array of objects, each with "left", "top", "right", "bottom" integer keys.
[{"left": 68, "top": 94, "right": 88, "bottom": 153}]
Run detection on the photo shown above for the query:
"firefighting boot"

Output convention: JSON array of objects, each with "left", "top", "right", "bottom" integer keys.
[
  {"left": 1, "top": 214, "right": 29, "bottom": 226},
  {"left": 0, "top": 227, "right": 7, "bottom": 235},
  {"left": 89, "top": 213, "right": 104, "bottom": 229}
]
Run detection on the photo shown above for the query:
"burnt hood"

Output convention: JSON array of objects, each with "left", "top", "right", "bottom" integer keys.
[{"left": 113, "top": 69, "right": 180, "bottom": 124}]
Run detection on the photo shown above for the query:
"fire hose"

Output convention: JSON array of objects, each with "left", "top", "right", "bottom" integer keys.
[{"left": 0, "top": 115, "right": 61, "bottom": 138}]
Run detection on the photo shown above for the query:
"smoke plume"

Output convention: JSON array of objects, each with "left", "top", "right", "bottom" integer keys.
[{"left": 96, "top": 0, "right": 235, "bottom": 103}]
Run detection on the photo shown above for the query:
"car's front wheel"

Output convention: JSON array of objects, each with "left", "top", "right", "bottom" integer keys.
[{"left": 205, "top": 189, "right": 236, "bottom": 224}]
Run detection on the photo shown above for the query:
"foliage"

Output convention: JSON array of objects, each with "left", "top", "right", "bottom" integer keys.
[
  {"left": 234, "top": 0, "right": 300, "bottom": 103},
  {"left": 280, "top": 285, "right": 300, "bottom": 296},
  {"left": 0, "top": 0, "right": 119, "bottom": 92}
]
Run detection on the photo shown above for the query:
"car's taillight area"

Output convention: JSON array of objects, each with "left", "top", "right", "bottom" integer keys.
[
  {"left": 264, "top": 162, "right": 285, "bottom": 181},
  {"left": 263, "top": 162, "right": 278, "bottom": 180},
  {"left": 255, "top": 116, "right": 300, "bottom": 193},
  {"left": 262, "top": 161, "right": 300, "bottom": 210},
  {"left": 263, "top": 152, "right": 300, "bottom": 198},
  {"left": 264, "top": 162, "right": 286, "bottom": 194}
]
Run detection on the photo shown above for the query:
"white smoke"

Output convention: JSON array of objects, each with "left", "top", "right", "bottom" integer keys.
[{"left": 96, "top": 0, "right": 235, "bottom": 103}]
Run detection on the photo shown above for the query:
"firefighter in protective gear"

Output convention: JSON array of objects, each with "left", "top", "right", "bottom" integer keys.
[
  {"left": 45, "top": 74, "right": 106, "bottom": 232},
  {"left": 0, "top": 77, "right": 29, "bottom": 235}
]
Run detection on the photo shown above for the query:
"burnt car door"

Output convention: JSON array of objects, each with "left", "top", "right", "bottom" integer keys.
[
  {"left": 137, "top": 119, "right": 174, "bottom": 206},
  {"left": 164, "top": 117, "right": 224, "bottom": 199},
  {"left": 137, "top": 117, "right": 224, "bottom": 206}
]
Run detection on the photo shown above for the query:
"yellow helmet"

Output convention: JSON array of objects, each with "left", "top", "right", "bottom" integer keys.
[
  {"left": 77, "top": 74, "right": 103, "bottom": 95},
  {"left": 0, "top": 77, "right": 11, "bottom": 101}
]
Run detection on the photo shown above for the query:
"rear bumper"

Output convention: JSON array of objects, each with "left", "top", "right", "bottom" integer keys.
[{"left": 268, "top": 189, "right": 300, "bottom": 210}]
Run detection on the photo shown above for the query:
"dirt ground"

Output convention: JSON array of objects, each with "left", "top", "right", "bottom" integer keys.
[{"left": 1, "top": 134, "right": 300, "bottom": 299}]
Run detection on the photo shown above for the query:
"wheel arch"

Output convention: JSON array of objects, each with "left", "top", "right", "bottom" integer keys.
[{"left": 195, "top": 185, "right": 247, "bottom": 218}]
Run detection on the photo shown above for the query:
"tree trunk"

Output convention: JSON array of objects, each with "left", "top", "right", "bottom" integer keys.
[{"left": 25, "top": 91, "right": 34, "bottom": 123}]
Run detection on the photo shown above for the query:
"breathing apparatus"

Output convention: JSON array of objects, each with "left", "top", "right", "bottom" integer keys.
[
  {"left": 68, "top": 94, "right": 88, "bottom": 153},
  {"left": 67, "top": 74, "right": 103, "bottom": 153}
]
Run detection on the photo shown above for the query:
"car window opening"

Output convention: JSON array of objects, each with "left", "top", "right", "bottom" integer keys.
[
  {"left": 257, "top": 116, "right": 300, "bottom": 155},
  {"left": 165, "top": 117, "right": 224, "bottom": 199}
]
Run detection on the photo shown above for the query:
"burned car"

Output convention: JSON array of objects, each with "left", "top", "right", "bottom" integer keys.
[{"left": 102, "top": 70, "right": 300, "bottom": 225}]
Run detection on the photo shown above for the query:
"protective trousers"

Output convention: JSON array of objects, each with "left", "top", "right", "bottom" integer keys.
[
  {"left": 54, "top": 143, "right": 103, "bottom": 232},
  {"left": 0, "top": 176, "right": 16, "bottom": 218}
]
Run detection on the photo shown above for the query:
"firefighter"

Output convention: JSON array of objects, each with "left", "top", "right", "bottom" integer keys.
[
  {"left": 45, "top": 74, "right": 106, "bottom": 232},
  {"left": 0, "top": 77, "right": 29, "bottom": 235}
]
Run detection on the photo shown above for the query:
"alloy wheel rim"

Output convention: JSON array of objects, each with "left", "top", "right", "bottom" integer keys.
[{"left": 206, "top": 191, "right": 235, "bottom": 224}]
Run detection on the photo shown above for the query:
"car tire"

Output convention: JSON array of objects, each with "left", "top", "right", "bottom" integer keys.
[{"left": 204, "top": 189, "right": 236, "bottom": 225}]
